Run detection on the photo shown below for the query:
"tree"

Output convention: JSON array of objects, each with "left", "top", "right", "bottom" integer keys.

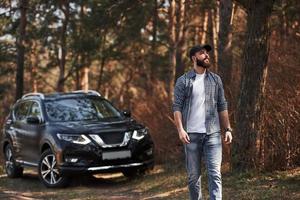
[
  {"left": 168, "top": 0, "right": 188, "bottom": 100},
  {"left": 15, "top": 0, "right": 28, "bottom": 100},
  {"left": 56, "top": 0, "right": 70, "bottom": 92},
  {"left": 232, "top": 0, "right": 275, "bottom": 171},
  {"left": 168, "top": 0, "right": 176, "bottom": 100},
  {"left": 218, "top": 0, "right": 234, "bottom": 87},
  {"left": 174, "top": 0, "right": 188, "bottom": 82}
]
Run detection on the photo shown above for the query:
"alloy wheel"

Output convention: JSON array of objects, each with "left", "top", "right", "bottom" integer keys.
[{"left": 40, "top": 154, "right": 62, "bottom": 185}]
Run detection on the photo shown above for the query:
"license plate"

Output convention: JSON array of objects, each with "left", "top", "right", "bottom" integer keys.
[{"left": 102, "top": 150, "right": 131, "bottom": 160}]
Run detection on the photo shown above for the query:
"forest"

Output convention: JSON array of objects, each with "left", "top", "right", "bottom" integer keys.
[{"left": 0, "top": 0, "right": 299, "bottom": 198}]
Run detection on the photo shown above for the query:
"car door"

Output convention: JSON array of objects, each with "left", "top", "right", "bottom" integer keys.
[
  {"left": 22, "top": 101, "right": 45, "bottom": 164},
  {"left": 11, "top": 101, "right": 33, "bottom": 162}
]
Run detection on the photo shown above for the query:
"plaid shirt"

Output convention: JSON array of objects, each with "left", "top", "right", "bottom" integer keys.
[{"left": 172, "top": 69, "right": 228, "bottom": 134}]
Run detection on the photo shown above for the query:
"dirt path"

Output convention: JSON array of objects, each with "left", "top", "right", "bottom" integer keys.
[
  {"left": 0, "top": 166, "right": 188, "bottom": 200},
  {"left": 0, "top": 165, "right": 300, "bottom": 200}
]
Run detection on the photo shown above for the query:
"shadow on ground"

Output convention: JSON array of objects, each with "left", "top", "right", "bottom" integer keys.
[
  {"left": 0, "top": 164, "right": 189, "bottom": 200},
  {"left": 0, "top": 164, "right": 299, "bottom": 200}
]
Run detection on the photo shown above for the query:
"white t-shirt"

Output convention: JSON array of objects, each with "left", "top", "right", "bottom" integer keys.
[{"left": 187, "top": 72, "right": 206, "bottom": 133}]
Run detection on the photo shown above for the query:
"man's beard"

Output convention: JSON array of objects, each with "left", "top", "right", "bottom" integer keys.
[{"left": 196, "top": 57, "right": 210, "bottom": 68}]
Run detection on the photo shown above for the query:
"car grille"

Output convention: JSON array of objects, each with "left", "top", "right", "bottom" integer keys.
[{"left": 99, "top": 132, "right": 125, "bottom": 144}]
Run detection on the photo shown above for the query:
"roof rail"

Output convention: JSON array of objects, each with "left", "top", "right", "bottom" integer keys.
[
  {"left": 22, "top": 93, "right": 45, "bottom": 99},
  {"left": 72, "top": 90, "right": 101, "bottom": 96}
]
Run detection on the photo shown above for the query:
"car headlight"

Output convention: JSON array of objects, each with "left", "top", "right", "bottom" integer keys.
[
  {"left": 57, "top": 134, "right": 91, "bottom": 145},
  {"left": 132, "top": 128, "right": 148, "bottom": 140}
]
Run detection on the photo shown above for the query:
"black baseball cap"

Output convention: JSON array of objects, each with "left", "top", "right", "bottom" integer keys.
[{"left": 189, "top": 44, "right": 212, "bottom": 61}]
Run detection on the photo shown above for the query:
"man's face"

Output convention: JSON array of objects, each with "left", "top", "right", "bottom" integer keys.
[{"left": 193, "top": 49, "right": 210, "bottom": 68}]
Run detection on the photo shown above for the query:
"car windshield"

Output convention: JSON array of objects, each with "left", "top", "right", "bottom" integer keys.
[{"left": 44, "top": 97, "right": 122, "bottom": 122}]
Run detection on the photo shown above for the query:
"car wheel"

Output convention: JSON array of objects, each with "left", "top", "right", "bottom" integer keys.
[
  {"left": 122, "top": 168, "right": 146, "bottom": 178},
  {"left": 38, "top": 149, "right": 69, "bottom": 188},
  {"left": 4, "top": 144, "right": 23, "bottom": 178}
]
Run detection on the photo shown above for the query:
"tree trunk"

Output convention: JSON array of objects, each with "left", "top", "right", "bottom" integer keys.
[
  {"left": 194, "top": 25, "right": 200, "bottom": 44},
  {"left": 57, "top": 0, "right": 69, "bottom": 92},
  {"left": 74, "top": 54, "right": 80, "bottom": 90},
  {"left": 30, "top": 41, "right": 38, "bottom": 93},
  {"left": 174, "top": 0, "right": 187, "bottom": 81},
  {"left": 232, "top": 0, "right": 275, "bottom": 171},
  {"left": 168, "top": 0, "right": 176, "bottom": 101},
  {"left": 80, "top": 66, "right": 89, "bottom": 92},
  {"left": 211, "top": 7, "right": 219, "bottom": 71},
  {"left": 75, "top": 66, "right": 80, "bottom": 90},
  {"left": 218, "top": 0, "right": 234, "bottom": 86},
  {"left": 15, "top": 0, "right": 28, "bottom": 101},
  {"left": 97, "top": 30, "right": 107, "bottom": 92},
  {"left": 200, "top": 10, "right": 209, "bottom": 44},
  {"left": 97, "top": 56, "right": 106, "bottom": 91},
  {"left": 146, "top": 0, "right": 158, "bottom": 95}
]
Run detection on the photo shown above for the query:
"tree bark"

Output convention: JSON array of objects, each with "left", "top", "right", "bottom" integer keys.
[
  {"left": 174, "top": 0, "right": 187, "bottom": 81},
  {"left": 211, "top": 7, "right": 219, "bottom": 71},
  {"left": 147, "top": 0, "right": 158, "bottom": 95},
  {"left": 200, "top": 10, "right": 209, "bottom": 44},
  {"left": 168, "top": 0, "right": 187, "bottom": 101},
  {"left": 57, "top": 0, "right": 69, "bottom": 92},
  {"left": 218, "top": 0, "right": 234, "bottom": 86},
  {"left": 15, "top": 0, "right": 28, "bottom": 101},
  {"left": 74, "top": 55, "right": 80, "bottom": 90},
  {"left": 97, "top": 30, "right": 107, "bottom": 92},
  {"left": 168, "top": 0, "right": 176, "bottom": 100},
  {"left": 80, "top": 66, "right": 89, "bottom": 92},
  {"left": 232, "top": 0, "right": 275, "bottom": 171},
  {"left": 30, "top": 41, "right": 38, "bottom": 93},
  {"left": 97, "top": 56, "right": 106, "bottom": 91}
]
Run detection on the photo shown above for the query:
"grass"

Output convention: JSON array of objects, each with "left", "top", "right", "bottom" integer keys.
[
  {"left": 223, "top": 168, "right": 300, "bottom": 200},
  {"left": 0, "top": 162, "right": 299, "bottom": 200},
  {"left": 0, "top": 166, "right": 4, "bottom": 175}
]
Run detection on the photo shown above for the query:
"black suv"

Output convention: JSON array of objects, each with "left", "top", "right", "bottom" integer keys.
[{"left": 1, "top": 90, "right": 154, "bottom": 187}]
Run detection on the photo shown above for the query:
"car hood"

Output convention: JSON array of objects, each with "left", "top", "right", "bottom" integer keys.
[{"left": 49, "top": 118, "right": 144, "bottom": 134}]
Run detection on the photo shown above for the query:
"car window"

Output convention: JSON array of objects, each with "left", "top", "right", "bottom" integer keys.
[
  {"left": 44, "top": 97, "right": 122, "bottom": 122},
  {"left": 93, "top": 99, "right": 121, "bottom": 118},
  {"left": 28, "top": 102, "right": 42, "bottom": 119},
  {"left": 14, "top": 101, "right": 32, "bottom": 121}
]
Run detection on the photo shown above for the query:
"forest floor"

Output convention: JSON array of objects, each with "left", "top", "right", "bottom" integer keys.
[{"left": 0, "top": 162, "right": 299, "bottom": 200}]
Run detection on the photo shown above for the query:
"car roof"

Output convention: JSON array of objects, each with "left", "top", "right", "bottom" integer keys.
[
  {"left": 44, "top": 93, "right": 102, "bottom": 101},
  {"left": 19, "top": 90, "right": 102, "bottom": 102}
]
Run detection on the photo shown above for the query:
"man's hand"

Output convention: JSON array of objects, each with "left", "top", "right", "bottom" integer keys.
[
  {"left": 179, "top": 129, "right": 190, "bottom": 144},
  {"left": 224, "top": 131, "right": 232, "bottom": 144}
]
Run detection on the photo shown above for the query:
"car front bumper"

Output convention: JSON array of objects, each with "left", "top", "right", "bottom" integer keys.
[
  {"left": 55, "top": 135, "right": 155, "bottom": 175},
  {"left": 59, "top": 158, "right": 154, "bottom": 175}
]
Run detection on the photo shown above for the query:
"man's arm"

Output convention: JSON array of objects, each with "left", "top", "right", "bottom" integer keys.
[
  {"left": 219, "top": 110, "right": 231, "bottom": 130},
  {"left": 174, "top": 111, "right": 190, "bottom": 144},
  {"left": 219, "top": 110, "right": 232, "bottom": 144},
  {"left": 173, "top": 76, "right": 190, "bottom": 144},
  {"left": 217, "top": 76, "right": 232, "bottom": 144}
]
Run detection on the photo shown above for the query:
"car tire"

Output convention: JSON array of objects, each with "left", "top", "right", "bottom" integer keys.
[
  {"left": 38, "top": 149, "right": 69, "bottom": 188},
  {"left": 4, "top": 144, "right": 23, "bottom": 178}
]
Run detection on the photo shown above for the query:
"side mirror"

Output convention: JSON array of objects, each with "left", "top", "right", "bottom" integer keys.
[
  {"left": 26, "top": 116, "right": 41, "bottom": 124},
  {"left": 122, "top": 110, "right": 131, "bottom": 118}
]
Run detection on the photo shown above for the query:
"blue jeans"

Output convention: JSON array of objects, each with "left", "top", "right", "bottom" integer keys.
[{"left": 184, "top": 132, "right": 222, "bottom": 200}]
